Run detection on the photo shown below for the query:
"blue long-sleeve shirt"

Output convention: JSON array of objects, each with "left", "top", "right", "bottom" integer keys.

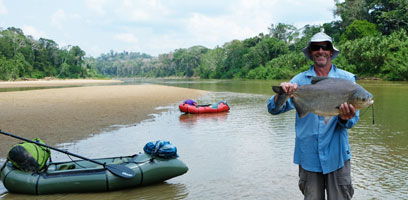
[{"left": 267, "top": 65, "right": 359, "bottom": 174}]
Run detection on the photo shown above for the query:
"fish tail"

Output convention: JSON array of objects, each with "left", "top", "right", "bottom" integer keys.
[
  {"left": 272, "top": 86, "right": 289, "bottom": 110},
  {"left": 272, "top": 86, "right": 284, "bottom": 94}
]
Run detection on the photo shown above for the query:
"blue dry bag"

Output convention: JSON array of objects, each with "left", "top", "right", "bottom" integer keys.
[{"left": 143, "top": 140, "right": 179, "bottom": 158}]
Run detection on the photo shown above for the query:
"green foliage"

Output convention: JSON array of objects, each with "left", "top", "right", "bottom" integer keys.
[
  {"left": 241, "top": 36, "right": 289, "bottom": 77},
  {"left": 0, "top": 27, "right": 100, "bottom": 80},
  {"left": 379, "top": 30, "right": 408, "bottom": 80},
  {"left": 247, "top": 65, "right": 268, "bottom": 79},
  {"left": 339, "top": 35, "right": 385, "bottom": 77},
  {"left": 289, "top": 25, "right": 321, "bottom": 52},
  {"left": 0, "top": 55, "right": 12, "bottom": 80},
  {"left": 266, "top": 52, "right": 310, "bottom": 79},
  {"left": 322, "top": 21, "right": 344, "bottom": 43},
  {"left": 220, "top": 40, "right": 247, "bottom": 78},
  {"left": 173, "top": 46, "right": 208, "bottom": 77},
  {"left": 334, "top": 0, "right": 370, "bottom": 29},
  {"left": 267, "top": 65, "right": 294, "bottom": 80},
  {"left": 335, "top": 0, "right": 408, "bottom": 35},
  {"left": 5, "top": 0, "right": 408, "bottom": 82},
  {"left": 332, "top": 55, "right": 356, "bottom": 74},
  {"left": 340, "top": 20, "right": 380, "bottom": 43},
  {"left": 91, "top": 23, "right": 408, "bottom": 81},
  {"left": 338, "top": 29, "right": 408, "bottom": 80},
  {"left": 196, "top": 47, "right": 225, "bottom": 79},
  {"left": 368, "top": 0, "right": 408, "bottom": 35},
  {"left": 90, "top": 51, "right": 151, "bottom": 77},
  {"left": 268, "top": 23, "right": 298, "bottom": 44}
]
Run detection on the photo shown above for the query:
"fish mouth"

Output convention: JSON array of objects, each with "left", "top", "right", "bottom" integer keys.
[{"left": 369, "top": 99, "right": 374, "bottom": 104}]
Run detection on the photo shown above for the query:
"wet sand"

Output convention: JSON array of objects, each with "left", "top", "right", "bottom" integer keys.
[{"left": 0, "top": 82, "right": 207, "bottom": 156}]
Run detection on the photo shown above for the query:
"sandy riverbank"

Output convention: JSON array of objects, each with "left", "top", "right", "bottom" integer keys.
[{"left": 0, "top": 83, "right": 207, "bottom": 156}]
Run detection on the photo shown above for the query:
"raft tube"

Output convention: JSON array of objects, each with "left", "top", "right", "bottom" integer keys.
[
  {"left": 0, "top": 152, "right": 188, "bottom": 194},
  {"left": 179, "top": 101, "right": 230, "bottom": 114}
]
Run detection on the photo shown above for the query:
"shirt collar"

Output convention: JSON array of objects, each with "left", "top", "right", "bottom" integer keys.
[{"left": 305, "top": 64, "right": 338, "bottom": 78}]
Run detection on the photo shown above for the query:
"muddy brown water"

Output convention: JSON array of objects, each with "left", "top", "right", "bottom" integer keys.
[{"left": 1, "top": 79, "right": 407, "bottom": 199}]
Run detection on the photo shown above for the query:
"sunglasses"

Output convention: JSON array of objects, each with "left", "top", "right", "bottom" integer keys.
[{"left": 310, "top": 44, "right": 332, "bottom": 51}]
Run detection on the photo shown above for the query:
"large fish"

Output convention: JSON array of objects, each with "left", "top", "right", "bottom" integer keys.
[{"left": 272, "top": 77, "right": 374, "bottom": 118}]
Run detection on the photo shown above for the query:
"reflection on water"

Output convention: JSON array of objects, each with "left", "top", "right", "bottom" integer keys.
[
  {"left": 348, "top": 81, "right": 408, "bottom": 199},
  {"left": 179, "top": 112, "right": 229, "bottom": 125},
  {"left": 1, "top": 79, "right": 407, "bottom": 199},
  {"left": 2, "top": 183, "right": 187, "bottom": 200},
  {"left": 1, "top": 92, "right": 302, "bottom": 199}
]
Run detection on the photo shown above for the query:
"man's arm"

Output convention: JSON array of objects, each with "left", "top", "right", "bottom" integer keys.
[
  {"left": 267, "top": 82, "right": 297, "bottom": 115},
  {"left": 338, "top": 102, "right": 359, "bottom": 128}
]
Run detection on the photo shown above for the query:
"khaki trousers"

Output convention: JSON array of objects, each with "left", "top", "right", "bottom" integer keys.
[{"left": 298, "top": 160, "right": 354, "bottom": 200}]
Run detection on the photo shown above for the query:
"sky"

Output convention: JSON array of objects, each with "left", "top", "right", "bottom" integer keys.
[{"left": 0, "top": 0, "right": 340, "bottom": 57}]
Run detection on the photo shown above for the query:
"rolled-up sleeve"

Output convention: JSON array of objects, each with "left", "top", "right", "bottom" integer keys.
[{"left": 267, "top": 95, "right": 294, "bottom": 115}]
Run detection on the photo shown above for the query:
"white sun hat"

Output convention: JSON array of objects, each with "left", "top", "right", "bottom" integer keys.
[{"left": 302, "top": 32, "right": 340, "bottom": 60}]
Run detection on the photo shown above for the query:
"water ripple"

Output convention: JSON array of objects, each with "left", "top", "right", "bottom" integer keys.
[{"left": 1, "top": 91, "right": 406, "bottom": 199}]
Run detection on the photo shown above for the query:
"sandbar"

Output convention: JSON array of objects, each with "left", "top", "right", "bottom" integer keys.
[{"left": 0, "top": 83, "right": 207, "bottom": 156}]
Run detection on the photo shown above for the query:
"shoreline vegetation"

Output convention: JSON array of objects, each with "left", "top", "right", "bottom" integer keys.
[
  {"left": 2, "top": 1, "right": 408, "bottom": 83},
  {"left": 0, "top": 79, "right": 207, "bottom": 156}
]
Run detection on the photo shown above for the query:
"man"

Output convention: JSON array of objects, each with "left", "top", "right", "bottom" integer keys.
[{"left": 267, "top": 32, "right": 357, "bottom": 200}]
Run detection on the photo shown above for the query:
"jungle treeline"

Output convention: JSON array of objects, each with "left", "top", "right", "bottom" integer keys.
[
  {"left": 1, "top": 0, "right": 407, "bottom": 81},
  {"left": 0, "top": 27, "right": 101, "bottom": 80}
]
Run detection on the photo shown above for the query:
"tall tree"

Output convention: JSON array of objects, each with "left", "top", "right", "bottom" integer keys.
[
  {"left": 369, "top": 0, "right": 408, "bottom": 34},
  {"left": 335, "top": 0, "right": 408, "bottom": 35},
  {"left": 334, "top": 0, "right": 370, "bottom": 29},
  {"left": 197, "top": 47, "right": 226, "bottom": 79},
  {"left": 268, "top": 23, "right": 299, "bottom": 44},
  {"left": 340, "top": 20, "right": 380, "bottom": 42}
]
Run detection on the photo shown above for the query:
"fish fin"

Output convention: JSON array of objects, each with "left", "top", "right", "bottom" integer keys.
[
  {"left": 292, "top": 98, "right": 310, "bottom": 118},
  {"left": 311, "top": 76, "right": 330, "bottom": 84},
  {"left": 295, "top": 107, "right": 310, "bottom": 118},
  {"left": 324, "top": 116, "right": 332, "bottom": 124},
  {"left": 271, "top": 86, "right": 289, "bottom": 110},
  {"left": 272, "top": 86, "right": 284, "bottom": 94},
  {"left": 275, "top": 94, "right": 289, "bottom": 110}
]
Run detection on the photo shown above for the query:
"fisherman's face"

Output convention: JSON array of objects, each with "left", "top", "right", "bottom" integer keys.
[{"left": 310, "top": 42, "right": 333, "bottom": 68}]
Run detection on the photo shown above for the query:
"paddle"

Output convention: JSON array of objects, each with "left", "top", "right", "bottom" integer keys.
[{"left": 0, "top": 130, "right": 135, "bottom": 179}]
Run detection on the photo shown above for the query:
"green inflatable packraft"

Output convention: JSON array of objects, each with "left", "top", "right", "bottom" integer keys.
[{"left": 8, "top": 138, "right": 50, "bottom": 172}]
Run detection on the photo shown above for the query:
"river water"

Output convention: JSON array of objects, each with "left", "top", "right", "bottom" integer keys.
[{"left": 1, "top": 79, "right": 407, "bottom": 199}]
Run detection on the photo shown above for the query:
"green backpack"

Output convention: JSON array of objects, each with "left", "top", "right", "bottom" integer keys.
[{"left": 8, "top": 138, "right": 51, "bottom": 172}]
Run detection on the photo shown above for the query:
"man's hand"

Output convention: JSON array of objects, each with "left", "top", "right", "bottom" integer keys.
[
  {"left": 280, "top": 82, "right": 298, "bottom": 95},
  {"left": 274, "top": 82, "right": 297, "bottom": 103},
  {"left": 339, "top": 102, "right": 356, "bottom": 121}
]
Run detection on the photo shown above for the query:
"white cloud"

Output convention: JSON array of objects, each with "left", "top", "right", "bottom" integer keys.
[
  {"left": 186, "top": 13, "right": 250, "bottom": 46},
  {"left": 114, "top": 33, "right": 139, "bottom": 44},
  {"left": 85, "top": 0, "right": 109, "bottom": 16},
  {"left": 115, "top": 0, "right": 171, "bottom": 22},
  {"left": 141, "top": 34, "right": 185, "bottom": 55},
  {"left": 22, "top": 25, "right": 47, "bottom": 39},
  {"left": 184, "top": 0, "right": 278, "bottom": 47},
  {"left": 0, "top": 0, "right": 7, "bottom": 15},
  {"left": 51, "top": 9, "right": 67, "bottom": 30},
  {"left": 1, "top": 0, "right": 341, "bottom": 57},
  {"left": 270, "top": 0, "right": 336, "bottom": 26}
]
